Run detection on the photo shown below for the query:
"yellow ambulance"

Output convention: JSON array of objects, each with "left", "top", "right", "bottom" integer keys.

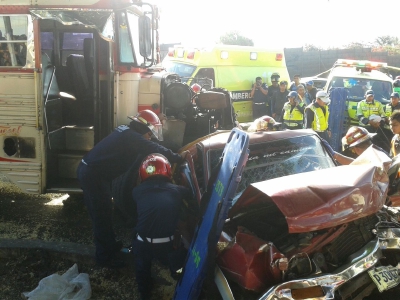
[{"left": 162, "top": 45, "right": 290, "bottom": 122}]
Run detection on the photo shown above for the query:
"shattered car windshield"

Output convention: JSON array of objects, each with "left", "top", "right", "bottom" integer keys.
[{"left": 209, "top": 135, "right": 336, "bottom": 198}]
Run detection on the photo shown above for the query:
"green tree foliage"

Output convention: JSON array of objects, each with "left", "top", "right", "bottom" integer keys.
[
  {"left": 343, "top": 41, "right": 372, "bottom": 49},
  {"left": 375, "top": 35, "right": 399, "bottom": 47},
  {"left": 303, "top": 44, "right": 321, "bottom": 52},
  {"left": 219, "top": 31, "right": 254, "bottom": 46}
]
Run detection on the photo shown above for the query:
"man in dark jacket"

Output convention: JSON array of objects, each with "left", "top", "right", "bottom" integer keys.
[
  {"left": 77, "top": 110, "right": 188, "bottom": 268},
  {"left": 271, "top": 80, "right": 289, "bottom": 122}
]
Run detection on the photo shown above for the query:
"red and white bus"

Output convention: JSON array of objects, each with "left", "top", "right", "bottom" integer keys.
[{"left": 0, "top": 0, "right": 171, "bottom": 194}]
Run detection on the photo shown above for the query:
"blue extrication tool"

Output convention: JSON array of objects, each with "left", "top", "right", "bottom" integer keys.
[
  {"left": 174, "top": 128, "right": 250, "bottom": 300},
  {"left": 328, "top": 87, "right": 349, "bottom": 151}
]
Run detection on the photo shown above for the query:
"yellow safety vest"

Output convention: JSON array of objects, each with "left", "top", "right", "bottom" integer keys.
[
  {"left": 283, "top": 102, "right": 304, "bottom": 126},
  {"left": 357, "top": 100, "right": 384, "bottom": 118},
  {"left": 307, "top": 103, "right": 329, "bottom": 131},
  {"left": 385, "top": 104, "right": 400, "bottom": 117}
]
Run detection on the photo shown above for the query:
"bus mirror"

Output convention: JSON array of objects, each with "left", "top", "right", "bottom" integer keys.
[
  {"left": 59, "top": 92, "right": 76, "bottom": 101},
  {"left": 139, "top": 15, "right": 152, "bottom": 58}
]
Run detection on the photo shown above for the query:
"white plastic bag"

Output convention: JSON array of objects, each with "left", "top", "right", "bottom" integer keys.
[{"left": 22, "top": 263, "right": 91, "bottom": 300}]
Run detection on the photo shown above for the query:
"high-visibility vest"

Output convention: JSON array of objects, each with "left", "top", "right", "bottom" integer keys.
[
  {"left": 385, "top": 104, "right": 400, "bottom": 117},
  {"left": 283, "top": 102, "right": 304, "bottom": 126},
  {"left": 358, "top": 100, "right": 383, "bottom": 118},
  {"left": 307, "top": 103, "right": 329, "bottom": 131}
]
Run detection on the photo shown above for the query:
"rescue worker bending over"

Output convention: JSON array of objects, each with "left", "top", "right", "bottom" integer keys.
[
  {"left": 356, "top": 89, "right": 390, "bottom": 152},
  {"left": 322, "top": 126, "right": 388, "bottom": 165},
  {"left": 305, "top": 91, "right": 331, "bottom": 140},
  {"left": 132, "top": 153, "right": 198, "bottom": 300},
  {"left": 282, "top": 91, "right": 305, "bottom": 130},
  {"left": 77, "top": 110, "right": 188, "bottom": 269}
]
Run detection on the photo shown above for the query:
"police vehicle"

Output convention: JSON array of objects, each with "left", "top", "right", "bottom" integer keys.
[{"left": 324, "top": 59, "right": 393, "bottom": 125}]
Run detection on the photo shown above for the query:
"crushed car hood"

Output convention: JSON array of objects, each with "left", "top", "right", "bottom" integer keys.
[{"left": 229, "top": 146, "right": 391, "bottom": 233}]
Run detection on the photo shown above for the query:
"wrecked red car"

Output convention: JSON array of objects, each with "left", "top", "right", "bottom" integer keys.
[{"left": 178, "top": 129, "right": 400, "bottom": 299}]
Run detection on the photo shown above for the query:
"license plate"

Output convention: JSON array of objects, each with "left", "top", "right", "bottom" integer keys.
[{"left": 368, "top": 266, "right": 400, "bottom": 292}]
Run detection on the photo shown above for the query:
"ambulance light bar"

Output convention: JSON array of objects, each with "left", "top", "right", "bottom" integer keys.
[{"left": 335, "top": 59, "right": 387, "bottom": 69}]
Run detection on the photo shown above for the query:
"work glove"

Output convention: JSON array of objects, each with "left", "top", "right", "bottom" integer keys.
[{"left": 321, "top": 139, "right": 335, "bottom": 157}]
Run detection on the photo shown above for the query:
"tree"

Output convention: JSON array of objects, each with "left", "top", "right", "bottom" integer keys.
[
  {"left": 343, "top": 41, "right": 371, "bottom": 49},
  {"left": 375, "top": 35, "right": 399, "bottom": 47},
  {"left": 219, "top": 31, "right": 254, "bottom": 46},
  {"left": 303, "top": 44, "right": 321, "bottom": 52}
]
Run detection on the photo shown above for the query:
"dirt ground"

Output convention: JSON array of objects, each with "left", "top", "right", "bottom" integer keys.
[{"left": 0, "top": 178, "right": 176, "bottom": 300}]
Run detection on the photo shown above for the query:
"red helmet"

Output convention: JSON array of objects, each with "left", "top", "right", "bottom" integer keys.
[
  {"left": 191, "top": 83, "right": 202, "bottom": 93},
  {"left": 130, "top": 110, "right": 163, "bottom": 141},
  {"left": 139, "top": 153, "right": 172, "bottom": 182}
]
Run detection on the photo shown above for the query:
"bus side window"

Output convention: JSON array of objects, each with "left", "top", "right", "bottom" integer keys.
[{"left": 0, "top": 16, "right": 28, "bottom": 67}]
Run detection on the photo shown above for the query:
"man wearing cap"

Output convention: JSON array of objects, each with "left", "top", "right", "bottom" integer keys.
[
  {"left": 267, "top": 73, "right": 281, "bottom": 107},
  {"left": 321, "top": 126, "right": 389, "bottom": 165},
  {"left": 271, "top": 80, "right": 289, "bottom": 121},
  {"left": 250, "top": 76, "right": 269, "bottom": 119},
  {"left": 384, "top": 92, "right": 400, "bottom": 141},
  {"left": 356, "top": 89, "right": 390, "bottom": 152},
  {"left": 305, "top": 90, "right": 331, "bottom": 140},
  {"left": 357, "top": 90, "right": 386, "bottom": 127},
  {"left": 306, "top": 80, "right": 317, "bottom": 102},
  {"left": 282, "top": 91, "right": 305, "bottom": 130}
]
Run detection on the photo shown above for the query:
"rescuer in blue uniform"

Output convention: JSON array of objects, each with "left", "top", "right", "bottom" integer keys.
[
  {"left": 77, "top": 110, "right": 188, "bottom": 268},
  {"left": 132, "top": 153, "right": 198, "bottom": 300}
]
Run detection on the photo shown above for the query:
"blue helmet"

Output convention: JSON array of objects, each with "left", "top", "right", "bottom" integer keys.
[{"left": 287, "top": 91, "right": 298, "bottom": 98}]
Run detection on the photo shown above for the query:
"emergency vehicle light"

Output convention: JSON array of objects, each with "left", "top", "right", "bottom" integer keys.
[
  {"left": 250, "top": 52, "right": 257, "bottom": 60},
  {"left": 336, "top": 59, "right": 387, "bottom": 69},
  {"left": 187, "top": 51, "right": 195, "bottom": 59},
  {"left": 221, "top": 51, "right": 229, "bottom": 59},
  {"left": 276, "top": 53, "right": 283, "bottom": 61},
  {"left": 168, "top": 48, "right": 174, "bottom": 57}
]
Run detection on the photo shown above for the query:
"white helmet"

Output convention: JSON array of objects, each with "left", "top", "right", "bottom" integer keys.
[{"left": 316, "top": 91, "right": 331, "bottom": 105}]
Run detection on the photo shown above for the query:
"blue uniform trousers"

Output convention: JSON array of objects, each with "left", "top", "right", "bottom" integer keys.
[{"left": 77, "top": 162, "right": 119, "bottom": 263}]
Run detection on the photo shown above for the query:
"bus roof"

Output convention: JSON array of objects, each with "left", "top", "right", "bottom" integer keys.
[{"left": 0, "top": 0, "right": 139, "bottom": 11}]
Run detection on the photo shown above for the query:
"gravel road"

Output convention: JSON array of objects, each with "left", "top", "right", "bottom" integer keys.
[{"left": 0, "top": 179, "right": 176, "bottom": 300}]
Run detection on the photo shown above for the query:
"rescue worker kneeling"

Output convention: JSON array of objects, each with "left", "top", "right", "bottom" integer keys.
[
  {"left": 281, "top": 91, "right": 305, "bottom": 130},
  {"left": 132, "top": 153, "right": 199, "bottom": 300}
]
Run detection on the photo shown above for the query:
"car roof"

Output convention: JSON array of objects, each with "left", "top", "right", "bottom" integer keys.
[
  {"left": 195, "top": 129, "right": 318, "bottom": 152},
  {"left": 328, "top": 66, "right": 392, "bottom": 82}
]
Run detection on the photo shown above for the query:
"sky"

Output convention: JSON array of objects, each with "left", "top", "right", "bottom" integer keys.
[{"left": 151, "top": 0, "right": 397, "bottom": 49}]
